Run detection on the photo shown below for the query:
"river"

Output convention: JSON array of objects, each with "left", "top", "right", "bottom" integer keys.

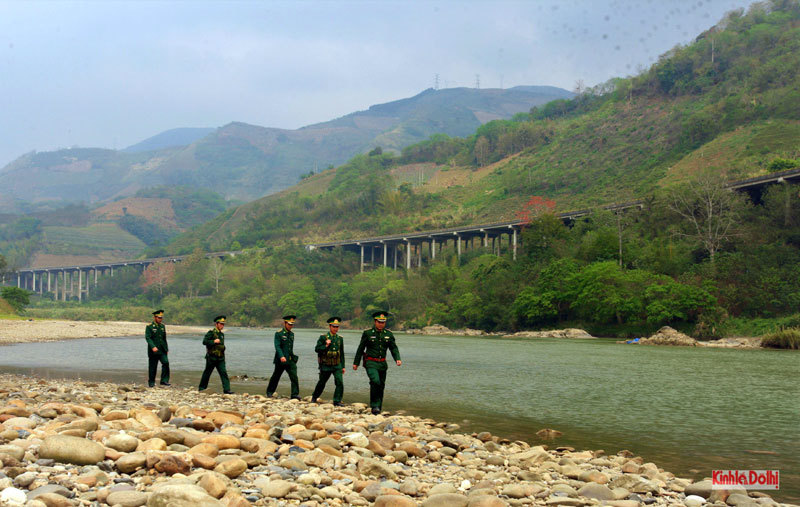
[{"left": 0, "top": 328, "right": 797, "bottom": 501}]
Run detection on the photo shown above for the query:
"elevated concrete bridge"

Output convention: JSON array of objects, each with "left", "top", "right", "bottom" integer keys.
[{"left": 5, "top": 167, "right": 800, "bottom": 298}]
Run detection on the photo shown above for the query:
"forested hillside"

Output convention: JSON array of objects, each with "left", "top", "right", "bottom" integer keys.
[{"left": 28, "top": 1, "right": 800, "bottom": 338}]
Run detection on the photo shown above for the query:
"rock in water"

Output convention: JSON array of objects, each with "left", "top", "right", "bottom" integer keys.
[{"left": 38, "top": 434, "right": 105, "bottom": 465}]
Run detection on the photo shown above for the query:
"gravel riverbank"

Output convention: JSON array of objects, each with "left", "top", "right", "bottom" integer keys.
[
  {"left": 0, "top": 320, "right": 207, "bottom": 345},
  {"left": 0, "top": 373, "right": 792, "bottom": 506}
]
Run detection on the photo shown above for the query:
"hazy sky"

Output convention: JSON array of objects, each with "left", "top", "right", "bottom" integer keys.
[{"left": 0, "top": 0, "right": 757, "bottom": 167}]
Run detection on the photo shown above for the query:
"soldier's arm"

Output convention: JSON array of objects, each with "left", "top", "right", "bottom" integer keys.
[
  {"left": 202, "top": 330, "right": 214, "bottom": 347},
  {"left": 387, "top": 332, "right": 401, "bottom": 362},
  {"left": 352, "top": 331, "right": 368, "bottom": 366},
  {"left": 339, "top": 337, "right": 346, "bottom": 370},
  {"left": 314, "top": 335, "right": 328, "bottom": 354},
  {"left": 145, "top": 325, "right": 156, "bottom": 349},
  {"left": 162, "top": 326, "right": 168, "bottom": 353},
  {"left": 274, "top": 331, "right": 287, "bottom": 359}
]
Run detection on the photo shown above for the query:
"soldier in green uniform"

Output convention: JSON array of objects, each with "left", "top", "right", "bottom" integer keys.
[
  {"left": 266, "top": 314, "right": 300, "bottom": 399},
  {"left": 353, "top": 311, "right": 401, "bottom": 414},
  {"left": 311, "top": 317, "right": 345, "bottom": 406},
  {"left": 198, "top": 315, "right": 232, "bottom": 394},
  {"left": 145, "top": 309, "right": 170, "bottom": 387}
]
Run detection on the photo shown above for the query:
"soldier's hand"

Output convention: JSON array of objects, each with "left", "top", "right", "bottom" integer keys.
[
  {"left": 280, "top": 357, "right": 287, "bottom": 363},
  {"left": 396, "top": 360, "right": 402, "bottom": 366},
  {"left": 352, "top": 365, "right": 358, "bottom": 371},
  {"left": 214, "top": 339, "right": 220, "bottom": 344},
  {"left": 151, "top": 347, "right": 158, "bottom": 353},
  {"left": 325, "top": 339, "right": 331, "bottom": 346},
  {"left": 342, "top": 368, "right": 346, "bottom": 374}
]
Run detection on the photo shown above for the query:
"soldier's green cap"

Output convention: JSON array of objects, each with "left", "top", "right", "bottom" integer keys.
[
  {"left": 372, "top": 311, "right": 389, "bottom": 322},
  {"left": 283, "top": 315, "right": 296, "bottom": 324},
  {"left": 327, "top": 317, "right": 341, "bottom": 325},
  {"left": 152, "top": 309, "right": 164, "bottom": 316},
  {"left": 214, "top": 315, "right": 226, "bottom": 323}
]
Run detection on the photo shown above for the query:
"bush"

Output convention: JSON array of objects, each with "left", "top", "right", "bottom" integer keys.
[
  {"left": 760, "top": 327, "right": 800, "bottom": 349},
  {"left": 1, "top": 287, "right": 30, "bottom": 312}
]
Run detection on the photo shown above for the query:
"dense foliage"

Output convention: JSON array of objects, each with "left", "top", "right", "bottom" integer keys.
[{"left": 29, "top": 174, "right": 800, "bottom": 338}]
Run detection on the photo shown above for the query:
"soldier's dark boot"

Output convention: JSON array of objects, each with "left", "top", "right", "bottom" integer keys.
[
  {"left": 371, "top": 407, "right": 380, "bottom": 415},
  {"left": 310, "top": 397, "right": 318, "bottom": 403},
  {"left": 333, "top": 401, "right": 343, "bottom": 407}
]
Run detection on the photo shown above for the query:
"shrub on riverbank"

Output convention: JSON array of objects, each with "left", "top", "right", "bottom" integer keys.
[{"left": 761, "top": 328, "right": 800, "bottom": 350}]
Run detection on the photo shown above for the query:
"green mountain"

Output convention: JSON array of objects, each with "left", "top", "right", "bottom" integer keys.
[
  {"left": 0, "top": 86, "right": 571, "bottom": 205},
  {"left": 123, "top": 128, "right": 216, "bottom": 152},
  {"left": 168, "top": 0, "right": 800, "bottom": 253}
]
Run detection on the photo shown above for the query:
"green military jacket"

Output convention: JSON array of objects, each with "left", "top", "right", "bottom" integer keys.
[
  {"left": 315, "top": 332, "right": 344, "bottom": 370},
  {"left": 273, "top": 328, "right": 297, "bottom": 364},
  {"left": 203, "top": 328, "right": 225, "bottom": 360},
  {"left": 353, "top": 327, "right": 400, "bottom": 370},
  {"left": 145, "top": 321, "right": 167, "bottom": 356}
]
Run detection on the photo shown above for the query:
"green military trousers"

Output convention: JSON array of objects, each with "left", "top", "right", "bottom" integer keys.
[
  {"left": 365, "top": 364, "right": 388, "bottom": 410},
  {"left": 199, "top": 358, "right": 230, "bottom": 392},
  {"left": 147, "top": 351, "right": 170, "bottom": 386},
  {"left": 312, "top": 367, "right": 343, "bottom": 403},
  {"left": 266, "top": 360, "right": 299, "bottom": 398}
]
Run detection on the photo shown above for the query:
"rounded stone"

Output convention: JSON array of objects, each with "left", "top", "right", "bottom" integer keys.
[
  {"left": 107, "top": 490, "right": 148, "bottom": 507},
  {"left": 38, "top": 434, "right": 105, "bottom": 465},
  {"left": 0, "top": 487, "right": 27, "bottom": 506},
  {"left": 105, "top": 433, "right": 140, "bottom": 453},
  {"left": 147, "top": 484, "right": 223, "bottom": 507},
  {"left": 375, "top": 495, "right": 417, "bottom": 507},
  {"left": 423, "top": 493, "right": 469, "bottom": 507},
  {"left": 116, "top": 452, "right": 147, "bottom": 473},
  {"left": 214, "top": 457, "right": 247, "bottom": 478},
  {"left": 261, "top": 479, "right": 293, "bottom": 498},
  {"left": 467, "top": 496, "right": 508, "bottom": 507}
]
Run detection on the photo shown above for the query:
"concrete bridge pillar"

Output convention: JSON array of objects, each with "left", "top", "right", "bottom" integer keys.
[
  {"left": 431, "top": 238, "right": 436, "bottom": 260},
  {"left": 54, "top": 271, "right": 58, "bottom": 296},
  {"left": 393, "top": 245, "right": 397, "bottom": 270},
  {"left": 32, "top": 272, "right": 36, "bottom": 293},
  {"left": 94, "top": 268, "right": 98, "bottom": 287},
  {"left": 17, "top": 273, "right": 20, "bottom": 288},
  {"left": 78, "top": 270, "right": 83, "bottom": 302},
  {"left": 47, "top": 271, "right": 51, "bottom": 293},
  {"left": 456, "top": 234, "right": 461, "bottom": 259},
  {"left": 359, "top": 245, "right": 364, "bottom": 273},
  {"left": 513, "top": 228, "right": 518, "bottom": 261},
  {"left": 405, "top": 240, "right": 411, "bottom": 270},
  {"left": 370, "top": 246, "right": 375, "bottom": 266},
  {"left": 483, "top": 231, "right": 489, "bottom": 248},
  {"left": 383, "top": 242, "right": 387, "bottom": 267}
]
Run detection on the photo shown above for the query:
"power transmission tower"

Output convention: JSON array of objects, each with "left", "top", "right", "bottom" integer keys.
[
  {"left": 434, "top": 73, "right": 439, "bottom": 90},
  {"left": 475, "top": 74, "right": 480, "bottom": 89}
]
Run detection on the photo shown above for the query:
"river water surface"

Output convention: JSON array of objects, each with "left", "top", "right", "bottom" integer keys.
[{"left": 0, "top": 328, "right": 797, "bottom": 501}]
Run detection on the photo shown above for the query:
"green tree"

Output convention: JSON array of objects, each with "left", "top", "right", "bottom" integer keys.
[{"left": 1, "top": 287, "right": 30, "bottom": 312}]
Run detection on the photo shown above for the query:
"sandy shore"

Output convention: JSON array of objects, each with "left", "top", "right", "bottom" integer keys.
[
  {"left": 0, "top": 319, "right": 207, "bottom": 345},
  {"left": 0, "top": 372, "right": 790, "bottom": 506}
]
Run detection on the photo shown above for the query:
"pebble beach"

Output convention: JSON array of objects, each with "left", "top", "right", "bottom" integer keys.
[
  {"left": 0, "top": 321, "right": 207, "bottom": 345},
  {"left": 0, "top": 373, "right": 793, "bottom": 507}
]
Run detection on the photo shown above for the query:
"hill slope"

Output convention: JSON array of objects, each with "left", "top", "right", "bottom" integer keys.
[
  {"left": 167, "top": 1, "right": 800, "bottom": 253},
  {"left": 0, "top": 86, "right": 571, "bottom": 204}
]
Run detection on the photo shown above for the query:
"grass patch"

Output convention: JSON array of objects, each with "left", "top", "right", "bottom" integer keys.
[
  {"left": 25, "top": 305, "right": 153, "bottom": 322},
  {"left": 721, "top": 315, "right": 800, "bottom": 337},
  {"left": 761, "top": 327, "right": 800, "bottom": 349}
]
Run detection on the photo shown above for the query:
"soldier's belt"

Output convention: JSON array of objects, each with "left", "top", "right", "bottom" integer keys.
[{"left": 365, "top": 356, "right": 386, "bottom": 362}]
